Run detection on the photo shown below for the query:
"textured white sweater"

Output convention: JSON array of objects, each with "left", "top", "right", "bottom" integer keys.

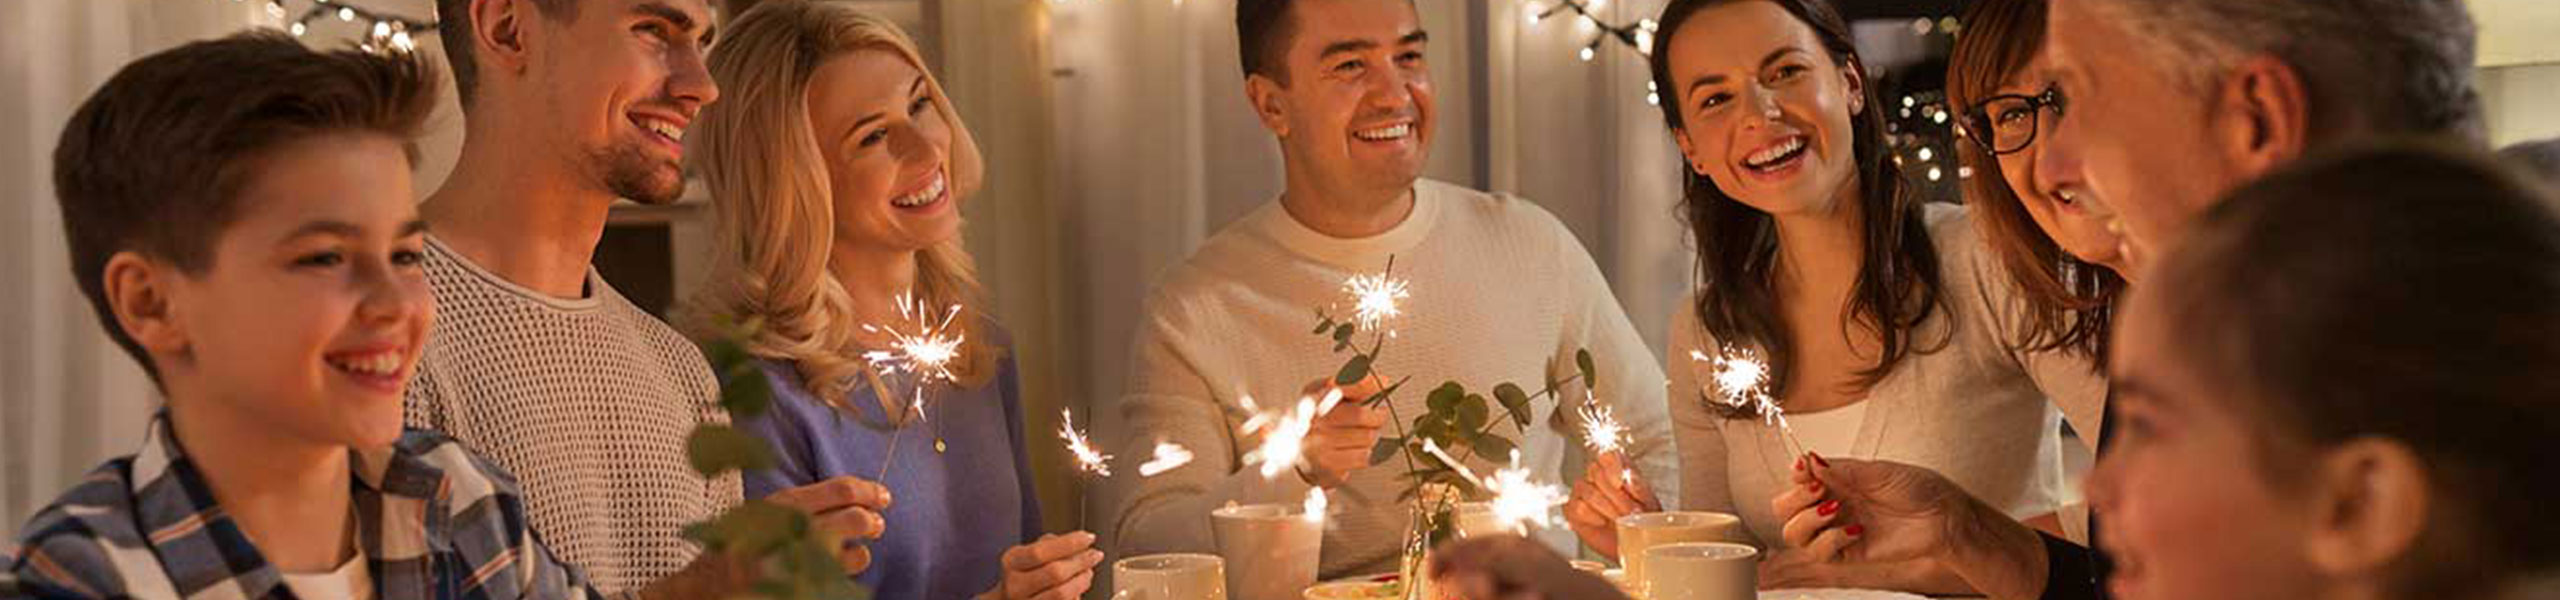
[
  {"left": 404, "top": 236, "right": 740, "bottom": 596},
  {"left": 1100, "top": 179, "right": 1677, "bottom": 578},
  {"left": 1667, "top": 204, "right": 2108, "bottom": 548}
]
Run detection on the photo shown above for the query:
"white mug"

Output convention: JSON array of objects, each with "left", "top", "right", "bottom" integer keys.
[
  {"left": 1211, "top": 504, "right": 1320, "bottom": 600},
  {"left": 1112, "top": 553, "right": 1227, "bottom": 600},
  {"left": 1641, "top": 542, "right": 1757, "bottom": 600},
  {"left": 1614, "top": 511, "right": 1744, "bottom": 585}
]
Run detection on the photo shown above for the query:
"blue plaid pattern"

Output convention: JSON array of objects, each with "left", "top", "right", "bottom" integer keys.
[{"left": 2, "top": 415, "right": 601, "bottom": 600}]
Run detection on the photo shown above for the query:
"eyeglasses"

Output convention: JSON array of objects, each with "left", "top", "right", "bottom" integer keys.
[{"left": 1960, "top": 83, "right": 2067, "bottom": 156}]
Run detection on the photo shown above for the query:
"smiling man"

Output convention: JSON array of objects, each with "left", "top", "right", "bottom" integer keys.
[
  {"left": 409, "top": 0, "right": 881, "bottom": 598},
  {"left": 1100, "top": 0, "right": 1675, "bottom": 578}
]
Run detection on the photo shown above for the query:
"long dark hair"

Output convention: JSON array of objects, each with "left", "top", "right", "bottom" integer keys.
[
  {"left": 1946, "top": 0, "right": 2122, "bottom": 364},
  {"left": 2155, "top": 140, "right": 2560, "bottom": 596},
  {"left": 1647, "top": 0, "right": 1946, "bottom": 405}
]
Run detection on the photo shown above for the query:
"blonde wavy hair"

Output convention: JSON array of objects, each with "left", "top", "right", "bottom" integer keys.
[{"left": 686, "top": 0, "right": 997, "bottom": 409}]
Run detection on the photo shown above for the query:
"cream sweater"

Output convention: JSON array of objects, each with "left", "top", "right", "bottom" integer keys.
[
  {"left": 1102, "top": 180, "right": 1677, "bottom": 577},
  {"left": 1666, "top": 204, "right": 2108, "bottom": 548}
]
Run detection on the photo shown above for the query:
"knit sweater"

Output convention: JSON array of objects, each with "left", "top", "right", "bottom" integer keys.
[
  {"left": 1102, "top": 179, "right": 1677, "bottom": 578},
  {"left": 1666, "top": 204, "right": 2108, "bottom": 548},
  {"left": 404, "top": 235, "right": 740, "bottom": 596}
]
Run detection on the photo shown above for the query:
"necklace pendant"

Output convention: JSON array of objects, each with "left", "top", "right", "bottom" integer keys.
[{"left": 934, "top": 439, "right": 947, "bottom": 453}]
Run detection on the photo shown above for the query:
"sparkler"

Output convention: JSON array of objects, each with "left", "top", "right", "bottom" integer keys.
[
  {"left": 1240, "top": 394, "right": 1321, "bottom": 479},
  {"left": 1138, "top": 441, "right": 1195, "bottom": 477},
  {"left": 1690, "top": 345, "right": 1808, "bottom": 458},
  {"left": 867, "top": 292, "right": 968, "bottom": 480},
  {"left": 1484, "top": 450, "right": 1568, "bottom": 535},
  {"left": 1060, "top": 408, "right": 1113, "bottom": 478},
  {"left": 1302, "top": 488, "right": 1329, "bottom": 525},
  {"left": 1576, "top": 396, "right": 1637, "bottom": 487},
  {"left": 1419, "top": 440, "right": 1566, "bottom": 535},
  {"left": 1342, "top": 270, "right": 1412, "bottom": 331}
]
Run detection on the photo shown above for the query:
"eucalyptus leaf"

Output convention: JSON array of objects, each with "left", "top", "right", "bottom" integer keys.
[
  {"left": 1335, "top": 354, "right": 1374, "bottom": 386},
  {"left": 1312, "top": 318, "right": 1334, "bottom": 335},
  {"left": 1426, "top": 382, "right": 1463, "bottom": 414},
  {"left": 1577, "top": 348, "right": 1599, "bottom": 389},
  {"left": 720, "top": 369, "right": 774, "bottom": 418},
  {"left": 1471, "top": 433, "right": 1518, "bottom": 461},
  {"left": 1458, "top": 394, "right": 1490, "bottom": 432},
  {"left": 1370, "top": 436, "right": 1405, "bottom": 465},
  {"left": 1493, "top": 383, "right": 1533, "bottom": 430},
  {"left": 686, "top": 425, "right": 777, "bottom": 476}
]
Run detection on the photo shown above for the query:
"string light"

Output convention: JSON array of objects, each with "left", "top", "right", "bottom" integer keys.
[{"left": 218, "top": 0, "right": 437, "bottom": 55}]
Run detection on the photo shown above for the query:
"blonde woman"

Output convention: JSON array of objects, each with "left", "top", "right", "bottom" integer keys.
[{"left": 688, "top": 2, "right": 1097, "bottom": 599}]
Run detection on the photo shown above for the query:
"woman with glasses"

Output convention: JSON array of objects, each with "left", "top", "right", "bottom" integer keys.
[
  {"left": 1949, "top": 0, "right": 2128, "bottom": 369},
  {"left": 1557, "top": 0, "right": 2107, "bottom": 594}
]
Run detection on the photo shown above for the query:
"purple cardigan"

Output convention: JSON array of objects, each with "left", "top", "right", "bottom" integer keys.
[{"left": 734, "top": 325, "right": 1041, "bottom": 600}]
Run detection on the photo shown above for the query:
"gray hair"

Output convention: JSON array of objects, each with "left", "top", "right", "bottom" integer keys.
[{"left": 2082, "top": 0, "right": 2484, "bottom": 145}]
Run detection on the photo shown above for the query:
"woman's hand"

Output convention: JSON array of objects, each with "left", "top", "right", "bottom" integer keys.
[
  {"left": 1563, "top": 452, "right": 1660, "bottom": 558},
  {"left": 1772, "top": 454, "right": 1967, "bottom": 563},
  {"left": 763, "top": 476, "right": 895, "bottom": 574},
  {"left": 1771, "top": 454, "right": 2055, "bottom": 600},
  {"left": 983, "top": 532, "right": 1104, "bottom": 600}
]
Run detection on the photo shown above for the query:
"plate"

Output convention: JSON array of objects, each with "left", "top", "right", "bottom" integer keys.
[{"left": 1759, "top": 589, "right": 1935, "bottom": 600}]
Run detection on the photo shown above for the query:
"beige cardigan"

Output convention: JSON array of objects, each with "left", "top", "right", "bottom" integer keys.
[{"left": 1665, "top": 204, "right": 2109, "bottom": 548}]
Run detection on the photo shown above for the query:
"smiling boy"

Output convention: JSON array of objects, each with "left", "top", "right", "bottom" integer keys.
[{"left": 2, "top": 33, "right": 597, "bottom": 600}]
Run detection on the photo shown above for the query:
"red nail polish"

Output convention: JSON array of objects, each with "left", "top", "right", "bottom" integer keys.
[
  {"left": 1818, "top": 500, "right": 1840, "bottom": 516},
  {"left": 1794, "top": 457, "right": 1805, "bottom": 471},
  {"left": 1846, "top": 524, "right": 1866, "bottom": 537}
]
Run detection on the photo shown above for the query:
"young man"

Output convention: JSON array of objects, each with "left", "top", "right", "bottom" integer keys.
[
  {"left": 1101, "top": 0, "right": 1675, "bottom": 578},
  {"left": 4, "top": 32, "right": 594, "bottom": 600},
  {"left": 414, "top": 0, "right": 885, "bottom": 596}
]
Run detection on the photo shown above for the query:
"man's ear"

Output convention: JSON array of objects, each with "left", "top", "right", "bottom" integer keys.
[
  {"left": 470, "top": 0, "right": 536, "bottom": 80},
  {"left": 101, "top": 252, "right": 190, "bottom": 361},
  {"left": 1246, "top": 73, "right": 1292, "bottom": 138},
  {"left": 2299, "top": 438, "right": 2430, "bottom": 579},
  {"left": 2216, "top": 55, "right": 2310, "bottom": 179}
]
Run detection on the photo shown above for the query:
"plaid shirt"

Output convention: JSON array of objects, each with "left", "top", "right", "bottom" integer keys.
[{"left": 1, "top": 415, "right": 601, "bottom": 600}]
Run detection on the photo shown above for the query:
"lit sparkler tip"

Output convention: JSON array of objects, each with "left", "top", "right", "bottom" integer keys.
[
  {"left": 1487, "top": 450, "right": 1567, "bottom": 534},
  {"left": 1341, "top": 271, "right": 1412, "bottom": 330},
  {"left": 1576, "top": 400, "right": 1627, "bottom": 457},
  {"left": 1242, "top": 396, "right": 1319, "bottom": 479},
  {"left": 1059, "top": 409, "right": 1113, "bottom": 478},
  {"left": 1138, "top": 441, "right": 1195, "bottom": 477},
  {"left": 1302, "top": 488, "right": 1329, "bottom": 524}
]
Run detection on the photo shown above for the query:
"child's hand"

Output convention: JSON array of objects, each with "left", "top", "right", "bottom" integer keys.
[
  {"left": 764, "top": 476, "right": 894, "bottom": 574},
  {"left": 984, "top": 531, "right": 1103, "bottom": 600},
  {"left": 1563, "top": 451, "right": 1660, "bottom": 558}
]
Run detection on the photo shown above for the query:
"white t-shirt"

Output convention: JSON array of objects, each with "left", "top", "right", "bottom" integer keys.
[{"left": 282, "top": 551, "right": 372, "bottom": 600}]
